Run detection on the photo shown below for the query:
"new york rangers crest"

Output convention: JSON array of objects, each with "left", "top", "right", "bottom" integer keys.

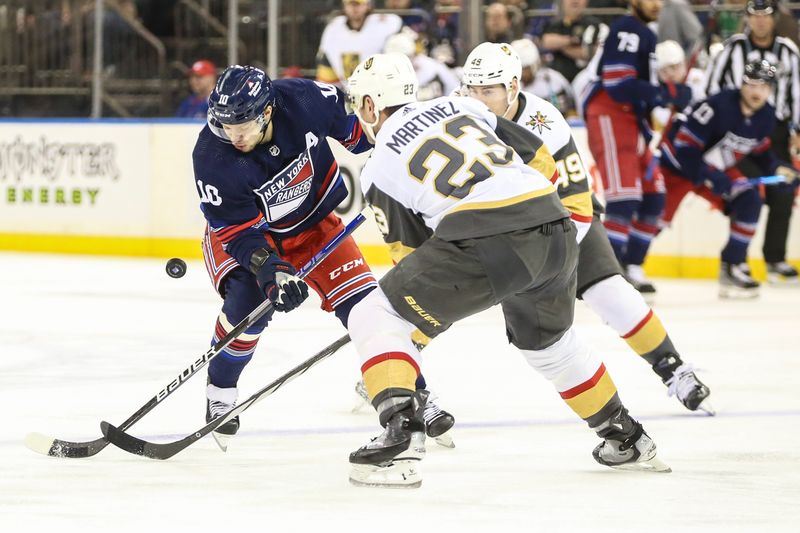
[{"left": 254, "top": 150, "right": 315, "bottom": 221}]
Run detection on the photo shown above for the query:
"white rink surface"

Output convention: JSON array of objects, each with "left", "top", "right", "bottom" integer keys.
[{"left": 1, "top": 252, "right": 799, "bottom": 533}]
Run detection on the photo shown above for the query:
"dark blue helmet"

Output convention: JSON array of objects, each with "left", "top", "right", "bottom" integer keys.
[
  {"left": 746, "top": 0, "right": 776, "bottom": 15},
  {"left": 208, "top": 65, "right": 274, "bottom": 125}
]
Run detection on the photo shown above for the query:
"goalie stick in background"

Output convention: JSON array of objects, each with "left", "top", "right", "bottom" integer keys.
[
  {"left": 461, "top": 41, "right": 712, "bottom": 414},
  {"left": 343, "top": 52, "right": 672, "bottom": 489},
  {"left": 196, "top": 64, "right": 455, "bottom": 451}
]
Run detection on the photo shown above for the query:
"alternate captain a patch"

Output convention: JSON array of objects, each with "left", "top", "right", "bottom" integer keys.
[{"left": 527, "top": 110, "right": 553, "bottom": 135}]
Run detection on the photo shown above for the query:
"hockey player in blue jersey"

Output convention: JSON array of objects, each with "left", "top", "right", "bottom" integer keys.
[
  {"left": 647, "top": 60, "right": 799, "bottom": 298},
  {"left": 583, "top": 0, "right": 693, "bottom": 297},
  {"left": 192, "top": 65, "right": 383, "bottom": 449}
]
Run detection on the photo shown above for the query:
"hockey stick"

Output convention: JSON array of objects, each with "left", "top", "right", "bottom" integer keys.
[
  {"left": 644, "top": 0, "right": 722, "bottom": 181},
  {"left": 748, "top": 175, "right": 786, "bottom": 186},
  {"left": 101, "top": 333, "right": 352, "bottom": 459},
  {"left": 25, "top": 211, "right": 367, "bottom": 458}
]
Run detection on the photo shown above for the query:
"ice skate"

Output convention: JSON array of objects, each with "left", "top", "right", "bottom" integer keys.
[
  {"left": 592, "top": 407, "right": 671, "bottom": 473},
  {"left": 351, "top": 379, "right": 371, "bottom": 413},
  {"left": 206, "top": 382, "right": 240, "bottom": 452},
  {"left": 719, "top": 262, "right": 759, "bottom": 299},
  {"left": 665, "top": 363, "right": 714, "bottom": 415},
  {"left": 624, "top": 264, "right": 656, "bottom": 301},
  {"left": 423, "top": 391, "right": 456, "bottom": 448},
  {"left": 766, "top": 262, "right": 799, "bottom": 286},
  {"left": 349, "top": 391, "right": 428, "bottom": 488}
]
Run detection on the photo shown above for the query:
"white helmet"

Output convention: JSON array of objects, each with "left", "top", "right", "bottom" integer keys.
[
  {"left": 462, "top": 42, "right": 521, "bottom": 117},
  {"left": 384, "top": 29, "right": 417, "bottom": 59},
  {"left": 510, "top": 39, "right": 540, "bottom": 70},
  {"left": 655, "top": 40, "right": 685, "bottom": 69},
  {"left": 347, "top": 53, "right": 418, "bottom": 141}
]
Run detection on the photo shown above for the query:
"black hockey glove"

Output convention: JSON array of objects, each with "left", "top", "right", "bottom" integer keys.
[{"left": 251, "top": 248, "right": 310, "bottom": 312}]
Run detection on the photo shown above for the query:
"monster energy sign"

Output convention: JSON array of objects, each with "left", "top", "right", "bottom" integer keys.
[{"left": 0, "top": 135, "right": 120, "bottom": 206}]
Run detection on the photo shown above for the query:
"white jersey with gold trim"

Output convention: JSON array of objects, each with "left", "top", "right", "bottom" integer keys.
[
  {"left": 317, "top": 14, "right": 402, "bottom": 85},
  {"left": 512, "top": 91, "right": 595, "bottom": 239},
  {"left": 361, "top": 96, "right": 566, "bottom": 241}
]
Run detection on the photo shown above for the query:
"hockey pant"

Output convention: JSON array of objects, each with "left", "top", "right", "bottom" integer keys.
[
  {"left": 348, "top": 287, "right": 623, "bottom": 430},
  {"left": 202, "top": 213, "right": 377, "bottom": 388},
  {"left": 661, "top": 167, "right": 763, "bottom": 265},
  {"left": 586, "top": 90, "right": 665, "bottom": 264}
]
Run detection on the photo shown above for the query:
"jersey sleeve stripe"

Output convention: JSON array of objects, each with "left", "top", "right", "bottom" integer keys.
[{"left": 212, "top": 214, "right": 267, "bottom": 244}]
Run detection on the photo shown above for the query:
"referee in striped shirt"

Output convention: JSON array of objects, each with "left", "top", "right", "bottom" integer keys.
[{"left": 706, "top": 0, "right": 800, "bottom": 284}]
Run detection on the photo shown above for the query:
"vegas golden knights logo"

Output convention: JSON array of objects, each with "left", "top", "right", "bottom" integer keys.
[
  {"left": 364, "top": 57, "right": 374, "bottom": 70},
  {"left": 343, "top": 53, "right": 362, "bottom": 78}
]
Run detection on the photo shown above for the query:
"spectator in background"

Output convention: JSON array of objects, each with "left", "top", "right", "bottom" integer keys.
[
  {"left": 657, "top": 0, "right": 702, "bottom": 55},
  {"left": 316, "top": 0, "right": 402, "bottom": 87},
  {"left": 175, "top": 60, "right": 217, "bottom": 119},
  {"left": 485, "top": 2, "right": 516, "bottom": 43},
  {"left": 430, "top": 0, "right": 461, "bottom": 65},
  {"left": 774, "top": 0, "right": 800, "bottom": 48},
  {"left": 384, "top": 28, "right": 460, "bottom": 100},
  {"left": 511, "top": 38, "right": 576, "bottom": 115},
  {"left": 385, "top": 0, "right": 432, "bottom": 37},
  {"left": 541, "top": 0, "right": 606, "bottom": 82}
]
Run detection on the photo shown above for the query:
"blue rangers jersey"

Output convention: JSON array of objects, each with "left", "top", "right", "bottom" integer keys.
[
  {"left": 192, "top": 78, "right": 371, "bottom": 269},
  {"left": 583, "top": 15, "right": 660, "bottom": 114},
  {"left": 659, "top": 89, "right": 780, "bottom": 183}
]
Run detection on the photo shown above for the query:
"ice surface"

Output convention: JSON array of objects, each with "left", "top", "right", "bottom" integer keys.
[{"left": 1, "top": 253, "right": 798, "bottom": 532}]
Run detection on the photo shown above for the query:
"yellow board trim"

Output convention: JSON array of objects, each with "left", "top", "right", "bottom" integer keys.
[
  {"left": 1, "top": 232, "right": 797, "bottom": 282},
  {"left": 563, "top": 370, "right": 618, "bottom": 420},
  {"left": 0, "top": 233, "right": 393, "bottom": 265},
  {"left": 446, "top": 186, "right": 556, "bottom": 215}
]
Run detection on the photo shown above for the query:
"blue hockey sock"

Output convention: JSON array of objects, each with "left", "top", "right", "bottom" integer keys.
[
  {"left": 624, "top": 193, "right": 664, "bottom": 266},
  {"left": 603, "top": 199, "right": 640, "bottom": 262}
]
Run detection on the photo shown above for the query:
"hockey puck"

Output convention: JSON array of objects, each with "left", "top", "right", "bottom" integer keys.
[{"left": 166, "top": 258, "right": 187, "bottom": 278}]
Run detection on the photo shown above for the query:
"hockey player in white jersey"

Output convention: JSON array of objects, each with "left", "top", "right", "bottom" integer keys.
[
  {"left": 383, "top": 29, "right": 460, "bottom": 102},
  {"left": 461, "top": 42, "right": 712, "bottom": 414},
  {"left": 344, "top": 52, "right": 670, "bottom": 488}
]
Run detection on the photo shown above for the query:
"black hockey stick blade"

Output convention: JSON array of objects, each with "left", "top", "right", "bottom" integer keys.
[
  {"left": 101, "top": 334, "right": 352, "bottom": 460},
  {"left": 27, "top": 214, "right": 366, "bottom": 459}
]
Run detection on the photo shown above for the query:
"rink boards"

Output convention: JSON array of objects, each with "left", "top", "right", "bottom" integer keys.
[{"left": 0, "top": 119, "right": 797, "bottom": 279}]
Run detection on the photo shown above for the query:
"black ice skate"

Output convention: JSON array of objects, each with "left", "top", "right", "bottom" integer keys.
[
  {"left": 624, "top": 264, "right": 656, "bottom": 301},
  {"left": 653, "top": 356, "right": 714, "bottom": 415},
  {"left": 423, "top": 391, "right": 456, "bottom": 448},
  {"left": 719, "top": 262, "right": 759, "bottom": 299},
  {"left": 766, "top": 261, "right": 799, "bottom": 286},
  {"left": 349, "top": 390, "right": 428, "bottom": 488},
  {"left": 592, "top": 407, "right": 671, "bottom": 473},
  {"left": 665, "top": 364, "right": 714, "bottom": 415},
  {"left": 206, "top": 382, "right": 240, "bottom": 452}
]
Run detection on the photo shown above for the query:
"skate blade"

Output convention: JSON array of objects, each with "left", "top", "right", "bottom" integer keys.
[
  {"left": 433, "top": 431, "right": 455, "bottom": 449},
  {"left": 719, "top": 286, "right": 759, "bottom": 299},
  {"left": 349, "top": 459, "right": 422, "bottom": 488},
  {"left": 697, "top": 399, "right": 716, "bottom": 416},
  {"left": 211, "top": 431, "right": 233, "bottom": 452},
  {"left": 767, "top": 275, "right": 799, "bottom": 286},
  {"left": 610, "top": 455, "right": 672, "bottom": 473}
]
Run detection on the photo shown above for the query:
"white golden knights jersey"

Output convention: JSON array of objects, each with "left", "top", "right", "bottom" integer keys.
[
  {"left": 316, "top": 13, "right": 403, "bottom": 86},
  {"left": 361, "top": 96, "right": 569, "bottom": 262},
  {"left": 510, "top": 91, "right": 595, "bottom": 238}
]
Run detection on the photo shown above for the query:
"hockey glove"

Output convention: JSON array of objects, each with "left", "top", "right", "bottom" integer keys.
[
  {"left": 775, "top": 165, "right": 800, "bottom": 187},
  {"left": 660, "top": 82, "right": 692, "bottom": 110},
  {"left": 251, "top": 248, "right": 310, "bottom": 312},
  {"left": 699, "top": 165, "right": 739, "bottom": 197}
]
